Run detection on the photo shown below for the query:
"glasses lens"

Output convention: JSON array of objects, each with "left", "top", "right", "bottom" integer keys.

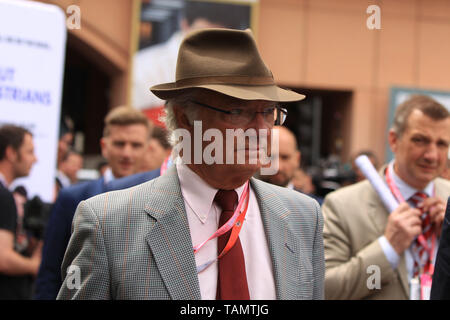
[{"left": 274, "top": 108, "right": 287, "bottom": 125}]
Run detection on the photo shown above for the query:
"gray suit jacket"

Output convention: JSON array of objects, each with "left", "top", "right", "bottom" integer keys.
[{"left": 57, "top": 166, "right": 324, "bottom": 300}]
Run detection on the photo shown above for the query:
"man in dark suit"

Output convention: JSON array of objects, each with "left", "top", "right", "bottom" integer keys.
[
  {"left": 34, "top": 106, "right": 152, "bottom": 299},
  {"left": 431, "top": 196, "right": 450, "bottom": 299},
  {"left": 0, "top": 124, "right": 40, "bottom": 299}
]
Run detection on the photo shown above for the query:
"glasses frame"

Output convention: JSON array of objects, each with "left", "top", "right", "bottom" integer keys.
[{"left": 190, "top": 100, "right": 288, "bottom": 126}]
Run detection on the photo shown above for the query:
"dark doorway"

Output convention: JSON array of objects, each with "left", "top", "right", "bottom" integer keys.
[
  {"left": 283, "top": 88, "right": 353, "bottom": 197},
  {"left": 60, "top": 35, "right": 111, "bottom": 156},
  {"left": 284, "top": 88, "right": 353, "bottom": 167}
]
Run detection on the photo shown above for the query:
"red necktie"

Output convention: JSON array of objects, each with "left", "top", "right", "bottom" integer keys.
[
  {"left": 214, "top": 189, "right": 250, "bottom": 300},
  {"left": 409, "top": 192, "right": 433, "bottom": 276}
]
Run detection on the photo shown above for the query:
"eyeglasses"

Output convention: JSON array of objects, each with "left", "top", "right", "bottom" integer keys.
[{"left": 190, "top": 100, "right": 288, "bottom": 126}]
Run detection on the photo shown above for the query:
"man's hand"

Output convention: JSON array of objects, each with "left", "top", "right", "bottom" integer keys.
[
  {"left": 418, "top": 197, "right": 447, "bottom": 237},
  {"left": 384, "top": 202, "right": 422, "bottom": 254}
]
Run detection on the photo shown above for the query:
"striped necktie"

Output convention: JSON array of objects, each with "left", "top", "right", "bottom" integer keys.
[{"left": 409, "top": 192, "right": 433, "bottom": 277}]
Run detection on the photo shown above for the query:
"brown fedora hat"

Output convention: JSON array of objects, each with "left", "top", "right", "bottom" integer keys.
[{"left": 150, "top": 28, "right": 305, "bottom": 102}]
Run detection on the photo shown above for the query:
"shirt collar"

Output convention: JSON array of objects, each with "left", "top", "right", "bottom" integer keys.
[
  {"left": 56, "top": 170, "right": 71, "bottom": 188},
  {"left": 176, "top": 159, "right": 246, "bottom": 224},
  {"left": 103, "top": 167, "right": 116, "bottom": 185},
  {"left": 389, "top": 160, "right": 434, "bottom": 200},
  {"left": 0, "top": 172, "right": 8, "bottom": 189}
]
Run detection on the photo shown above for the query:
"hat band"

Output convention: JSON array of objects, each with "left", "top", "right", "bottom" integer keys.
[{"left": 174, "top": 75, "right": 275, "bottom": 88}]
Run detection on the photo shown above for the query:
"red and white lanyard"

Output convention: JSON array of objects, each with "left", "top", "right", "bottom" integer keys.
[
  {"left": 385, "top": 166, "right": 436, "bottom": 275},
  {"left": 194, "top": 181, "right": 250, "bottom": 273},
  {"left": 160, "top": 156, "right": 172, "bottom": 175}
]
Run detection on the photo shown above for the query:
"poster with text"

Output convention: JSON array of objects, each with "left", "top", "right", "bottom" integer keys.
[
  {"left": 0, "top": 0, "right": 67, "bottom": 202},
  {"left": 132, "top": 0, "right": 258, "bottom": 126}
]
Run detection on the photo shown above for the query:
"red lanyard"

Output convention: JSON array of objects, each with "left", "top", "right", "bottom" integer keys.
[
  {"left": 385, "top": 166, "right": 436, "bottom": 275},
  {"left": 160, "top": 156, "right": 171, "bottom": 175},
  {"left": 194, "top": 181, "right": 250, "bottom": 273}
]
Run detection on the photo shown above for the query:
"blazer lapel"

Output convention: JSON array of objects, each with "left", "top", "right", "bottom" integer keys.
[
  {"left": 250, "top": 178, "right": 302, "bottom": 299},
  {"left": 435, "top": 179, "right": 448, "bottom": 202},
  {"left": 144, "top": 166, "right": 201, "bottom": 300}
]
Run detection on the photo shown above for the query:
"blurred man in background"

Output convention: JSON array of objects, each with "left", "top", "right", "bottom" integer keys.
[
  {"left": 35, "top": 106, "right": 152, "bottom": 300},
  {"left": 55, "top": 117, "right": 74, "bottom": 168},
  {"left": 54, "top": 149, "right": 83, "bottom": 195},
  {"left": 141, "top": 126, "right": 172, "bottom": 172},
  {"left": 259, "top": 126, "right": 300, "bottom": 188},
  {"left": 259, "top": 126, "right": 322, "bottom": 204},
  {"left": 0, "top": 124, "right": 40, "bottom": 299}
]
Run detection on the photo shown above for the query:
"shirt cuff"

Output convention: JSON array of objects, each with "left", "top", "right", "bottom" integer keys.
[{"left": 378, "top": 236, "right": 400, "bottom": 270}]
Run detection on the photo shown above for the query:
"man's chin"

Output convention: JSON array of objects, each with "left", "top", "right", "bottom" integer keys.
[
  {"left": 410, "top": 169, "right": 439, "bottom": 188},
  {"left": 116, "top": 168, "right": 133, "bottom": 178}
]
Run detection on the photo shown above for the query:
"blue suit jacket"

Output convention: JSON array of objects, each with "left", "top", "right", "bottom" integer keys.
[
  {"left": 35, "top": 168, "right": 161, "bottom": 300},
  {"left": 34, "top": 177, "right": 106, "bottom": 300},
  {"left": 105, "top": 168, "right": 160, "bottom": 192}
]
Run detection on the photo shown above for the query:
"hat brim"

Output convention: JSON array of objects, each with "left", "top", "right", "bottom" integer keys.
[{"left": 150, "top": 82, "right": 305, "bottom": 103}]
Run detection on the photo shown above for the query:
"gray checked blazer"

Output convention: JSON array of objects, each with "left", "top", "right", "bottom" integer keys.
[{"left": 57, "top": 165, "right": 324, "bottom": 300}]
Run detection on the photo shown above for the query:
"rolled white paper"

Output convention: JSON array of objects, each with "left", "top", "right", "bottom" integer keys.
[{"left": 355, "top": 155, "right": 399, "bottom": 213}]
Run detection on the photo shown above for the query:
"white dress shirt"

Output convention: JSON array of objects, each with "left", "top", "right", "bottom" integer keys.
[
  {"left": 102, "top": 167, "right": 116, "bottom": 185},
  {"left": 0, "top": 172, "right": 8, "bottom": 189},
  {"left": 378, "top": 161, "right": 438, "bottom": 281},
  {"left": 176, "top": 161, "right": 276, "bottom": 300},
  {"left": 56, "top": 170, "right": 71, "bottom": 188}
]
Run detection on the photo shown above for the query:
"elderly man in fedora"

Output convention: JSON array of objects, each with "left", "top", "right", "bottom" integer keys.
[{"left": 57, "top": 28, "right": 324, "bottom": 300}]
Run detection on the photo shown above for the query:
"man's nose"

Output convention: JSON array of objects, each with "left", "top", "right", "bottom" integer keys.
[
  {"left": 121, "top": 144, "right": 133, "bottom": 158},
  {"left": 423, "top": 144, "right": 440, "bottom": 162},
  {"left": 249, "top": 112, "right": 271, "bottom": 130}
]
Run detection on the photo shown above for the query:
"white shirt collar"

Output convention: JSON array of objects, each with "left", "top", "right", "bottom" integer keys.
[
  {"left": 103, "top": 167, "right": 116, "bottom": 184},
  {"left": 0, "top": 172, "right": 8, "bottom": 189},
  {"left": 389, "top": 160, "right": 434, "bottom": 200},
  {"left": 56, "top": 170, "right": 71, "bottom": 188},
  {"left": 176, "top": 160, "right": 246, "bottom": 224}
]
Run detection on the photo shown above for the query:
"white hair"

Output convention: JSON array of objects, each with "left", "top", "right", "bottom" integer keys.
[{"left": 160, "top": 91, "right": 200, "bottom": 147}]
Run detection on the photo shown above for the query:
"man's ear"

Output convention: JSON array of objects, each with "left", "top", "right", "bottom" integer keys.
[
  {"left": 5, "top": 146, "right": 17, "bottom": 163},
  {"left": 295, "top": 150, "right": 301, "bottom": 168},
  {"left": 388, "top": 129, "right": 399, "bottom": 153},
  {"left": 174, "top": 105, "right": 193, "bottom": 131},
  {"left": 100, "top": 137, "right": 108, "bottom": 159}
]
